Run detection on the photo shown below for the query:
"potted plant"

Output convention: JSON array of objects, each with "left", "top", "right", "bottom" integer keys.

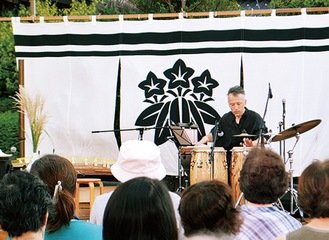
[{"left": 12, "top": 85, "right": 49, "bottom": 167}]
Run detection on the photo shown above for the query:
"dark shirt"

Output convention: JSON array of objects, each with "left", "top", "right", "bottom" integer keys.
[{"left": 211, "top": 108, "right": 268, "bottom": 151}]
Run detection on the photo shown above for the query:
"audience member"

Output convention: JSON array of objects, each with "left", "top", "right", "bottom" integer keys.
[
  {"left": 234, "top": 147, "right": 302, "bottom": 240},
  {"left": 90, "top": 140, "right": 183, "bottom": 237},
  {"left": 179, "top": 180, "right": 242, "bottom": 238},
  {"left": 277, "top": 159, "right": 329, "bottom": 240},
  {"left": 30, "top": 154, "right": 102, "bottom": 240},
  {"left": 0, "top": 171, "right": 53, "bottom": 240},
  {"left": 103, "top": 176, "right": 178, "bottom": 240},
  {"left": 188, "top": 232, "right": 233, "bottom": 240}
]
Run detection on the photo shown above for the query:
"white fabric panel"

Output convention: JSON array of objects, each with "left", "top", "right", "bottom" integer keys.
[
  {"left": 11, "top": 14, "right": 329, "bottom": 176},
  {"left": 24, "top": 58, "right": 119, "bottom": 160}
]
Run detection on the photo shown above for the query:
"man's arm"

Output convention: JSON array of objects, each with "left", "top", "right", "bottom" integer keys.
[{"left": 195, "top": 132, "right": 213, "bottom": 146}]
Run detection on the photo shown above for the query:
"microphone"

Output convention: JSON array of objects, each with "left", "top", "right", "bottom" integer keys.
[
  {"left": 268, "top": 83, "right": 273, "bottom": 99},
  {"left": 215, "top": 121, "right": 224, "bottom": 137},
  {"left": 282, "top": 98, "right": 286, "bottom": 116}
]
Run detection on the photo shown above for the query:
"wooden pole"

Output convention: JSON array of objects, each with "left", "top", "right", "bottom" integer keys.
[
  {"left": 1, "top": 7, "right": 328, "bottom": 22},
  {"left": 181, "top": 0, "right": 186, "bottom": 10},
  {"left": 30, "top": 0, "right": 36, "bottom": 17},
  {"left": 18, "top": 60, "right": 25, "bottom": 158}
]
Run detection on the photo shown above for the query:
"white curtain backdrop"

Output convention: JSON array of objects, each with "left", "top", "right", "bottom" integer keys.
[{"left": 12, "top": 13, "right": 329, "bottom": 176}]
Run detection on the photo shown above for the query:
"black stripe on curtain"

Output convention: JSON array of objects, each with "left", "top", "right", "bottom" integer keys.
[
  {"left": 14, "top": 45, "right": 329, "bottom": 58},
  {"left": 14, "top": 27, "right": 329, "bottom": 46}
]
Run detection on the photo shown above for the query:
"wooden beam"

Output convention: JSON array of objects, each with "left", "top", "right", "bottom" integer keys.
[{"left": 0, "top": 7, "right": 328, "bottom": 22}]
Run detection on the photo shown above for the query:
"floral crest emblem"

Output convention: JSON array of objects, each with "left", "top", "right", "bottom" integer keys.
[{"left": 136, "top": 59, "right": 220, "bottom": 145}]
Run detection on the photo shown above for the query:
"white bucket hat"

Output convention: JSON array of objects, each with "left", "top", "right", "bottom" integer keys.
[{"left": 111, "top": 140, "right": 166, "bottom": 182}]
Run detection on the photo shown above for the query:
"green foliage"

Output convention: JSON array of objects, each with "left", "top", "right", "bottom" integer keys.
[
  {"left": 271, "top": 0, "right": 329, "bottom": 8},
  {"left": 0, "top": 22, "right": 18, "bottom": 98},
  {"left": 62, "top": 0, "right": 97, "bottom": 16},
  {"left": 128, "top": 0, "right": 240, "bottom": 13},
  {"left": 0, "top": 109, "right": 19, "bottom": 154},
  {"left": 36, "top": 0, "right": 64, "bottom": 16},
  {"left": 185, "top": 0, "right": 240, "bottom": 12},
  {"left": 304, "top": 0, "right": 329, "bottom": 7},
  {"left": 0, "top": 97, "right": 15, "bottom": 112},
  {"left": 130, "top": 0, "right": 172, "bottom": 13}
]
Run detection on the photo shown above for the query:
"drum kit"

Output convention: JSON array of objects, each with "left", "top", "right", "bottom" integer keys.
[{"left": 176, "top": 118, "right": 321, "bottom": 215}]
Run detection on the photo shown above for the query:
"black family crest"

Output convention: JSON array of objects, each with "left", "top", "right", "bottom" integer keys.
[{"left": 136, "top": 59, "right": 221, "bottom": 145}]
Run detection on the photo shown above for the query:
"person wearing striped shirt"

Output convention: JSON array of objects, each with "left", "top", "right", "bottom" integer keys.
[{"left": 234, "top": 147, "right": 302, "bottom": 240}]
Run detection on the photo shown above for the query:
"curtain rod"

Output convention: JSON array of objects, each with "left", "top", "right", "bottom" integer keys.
[{"left": 0, "top": 7, "right": 328, "bottom": 22}]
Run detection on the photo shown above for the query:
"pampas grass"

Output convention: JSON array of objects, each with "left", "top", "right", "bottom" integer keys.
[{"left": 12, "top": 85, "right": 49, "bottom": 153}]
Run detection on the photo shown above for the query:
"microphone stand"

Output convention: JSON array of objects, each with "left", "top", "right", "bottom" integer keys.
[
  {"left": 209, "top": 121, "right": 219, "bottom": 180},
  {"left": 282, "top": 103, "right": 286, "bottom": 163},
  {"left": 257, "top": 86, "right": 272, "bottom": 147},
  {"left": 91, "top": 126, "right": 166, "bottom": 140},
  {"left": 278, "top": 121, "right": 283, "bottom": 157}
]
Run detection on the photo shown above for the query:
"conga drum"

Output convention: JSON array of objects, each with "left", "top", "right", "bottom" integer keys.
[
  {"left": 230, "top": 147, "right": 252, "bottom": 205},
  {"left": 190, "top": 146, "right": 227, "bottom": 185}
]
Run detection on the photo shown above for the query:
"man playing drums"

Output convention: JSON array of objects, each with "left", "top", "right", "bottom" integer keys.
[{"left": 196, "top": 85, "right": 268, "bottom": 189}]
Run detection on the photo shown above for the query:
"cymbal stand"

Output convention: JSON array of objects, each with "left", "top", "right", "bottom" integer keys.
[
  {"left": 283, "top": 134, "right": 304, "bottom": 221},
  {"left": 209, "top": 121, "right": 220, "bottom": 180}
]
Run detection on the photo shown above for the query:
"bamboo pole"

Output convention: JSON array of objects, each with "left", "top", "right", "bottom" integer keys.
[
  {"left": 30, "top": 0, "right": 36, "bottom": 17},
  {"left": 18, "top": 60, "right": 25, "bottom": 158},
  {"left": 0, "top": 7, "right": 328, "bottom": 22}
]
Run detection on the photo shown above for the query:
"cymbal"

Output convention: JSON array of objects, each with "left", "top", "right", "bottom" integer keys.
[
  {"left": 263, "top": 132, "right": 280, "bottom": 137},
  {"left": 272, "top": 119, "right": 321, "bottom": 142},
  {"left": 233, "top": 133, "right": 256, "bottom": 138}
]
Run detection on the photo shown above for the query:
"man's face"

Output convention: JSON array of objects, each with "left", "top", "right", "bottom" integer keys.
[{"left": 228, "top": 93, "right": 247, "bottom": 118}]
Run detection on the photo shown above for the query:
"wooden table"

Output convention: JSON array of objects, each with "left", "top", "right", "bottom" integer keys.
[
  {"left": 12, "top": 156, "right": 115, "bottom": 177},
  {"left": 74, "top": 163, "right": 112, "bottom": 176}
]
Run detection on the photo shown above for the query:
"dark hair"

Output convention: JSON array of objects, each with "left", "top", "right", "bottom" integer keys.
[
  {"left": 179, "top": 180, "right": 242, "bottom": 237},
  {"left": 240, "top": 147, "right": 288, "bottom": 204},
  {"left": 298, "top": 159, "right": 329, "bottom": 218},
  {"left": 30, "top": 154, "right": 77, "bottom": 233},
  {"left": 227, "top": 85, "right": 245, "bottom": 96},
  {"left": 0, "top": 171, "right": 53, "bottom": 237},
  {"left": 103, "top": 177, "right": 178, "bottom": 240}
]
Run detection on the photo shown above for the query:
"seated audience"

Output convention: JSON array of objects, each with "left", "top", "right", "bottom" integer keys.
[
  {"left": 234, "top": 147, "right": 302, "bottom": 240},
  {"left": 179, "top": 180, "right": 242, "bottom": 238},
  {"left": 90, "top": 140, "right": 183, "bottom": 237},
  {"left": 277, "top": 159, "right": 329, "bottom": 240},
  {"left": 0, "top": 171, "right": 53, "bottom": 240},
  {"left": 30, "top": 154, "right": 102, "bottom": 240},
  {"left": 188, "top": 232, "right": 233, "bottom": 240},
  {"left": 103, "top": 176, "right": 178, "bottom": 240}
]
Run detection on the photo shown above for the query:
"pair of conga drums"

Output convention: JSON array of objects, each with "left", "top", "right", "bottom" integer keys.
[{"left": 189, "top": 146, "right": 251, "bottom": 205}]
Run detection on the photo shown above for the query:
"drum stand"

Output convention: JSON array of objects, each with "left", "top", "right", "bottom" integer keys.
[
  {"left": 176, "top": 148, "right": 188, "bottom": 193},
  {"left": 280, "top": 134, "right": 304, "bottom": 221},
  {"left": 234, "top": 140, "right": 248, "bottom": 208}
]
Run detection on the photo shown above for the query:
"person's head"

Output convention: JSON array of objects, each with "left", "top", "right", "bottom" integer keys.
[
  {"left": 103, "top": 177, "right": 178, "bottom": 240},
  {"left": 111, "top": 140, "right": 166, "bottom": 182},
  {"left": 30, "top": 154, "right": 77, "bottom": 233},
  {"left": 0, "top": 171, "right": 53, "bottom": 238},
  {"left": 187, "top": 231, "right": 233, "bottom": 240},
  {"left": 298, "top": 159, "right": 329, "bottom": 218},
  {"left": 240, "top": 147, "right": 288, "bottom": 204},
  {"left": 227, "top": 86, "right": 246, "bottom": 119},
  {"left": 179, "top": 180, "right": 242, "bottom": 237}
]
